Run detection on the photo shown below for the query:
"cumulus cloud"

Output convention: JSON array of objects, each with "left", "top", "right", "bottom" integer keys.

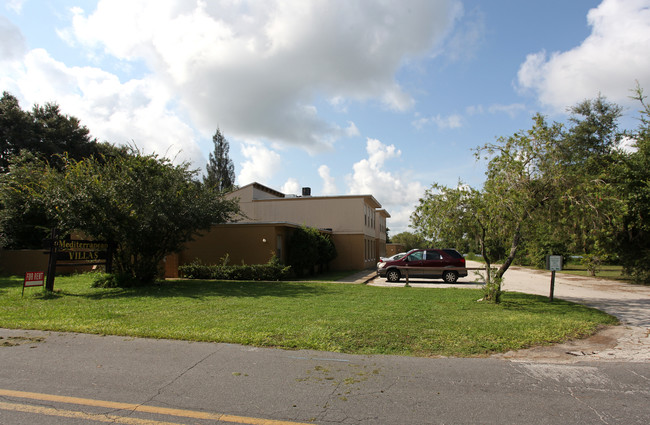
[
  {"left": 346, "top": 138, "right": 426, "bottom": 232},
  {"left": 281, "top": 178, "right": 301, "bottom": 196},
  {"left": 318, "top": 165, "right": 338, "bottom": 195},
  {"left": 345, "top": 121, "right": 360, "bottom": 137},
  {"left": 237, "top": 142, "right": 282, "bottom": 186},
  {"left": 2, "top": 43, "right": 202, "bottom": 165},
  {"left": 63, "top": 0, "right": 460, "bottom": 151},
  {"left": 517, "top": 0, "right": 650, "bottom": 111},
  {"left": 0, "top": 15, "right": 26, "bottom": 61}
]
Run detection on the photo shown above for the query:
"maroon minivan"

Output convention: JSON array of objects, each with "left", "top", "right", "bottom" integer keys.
[{"left": 377, "top": 248, "right": 467, "bottom": 283}]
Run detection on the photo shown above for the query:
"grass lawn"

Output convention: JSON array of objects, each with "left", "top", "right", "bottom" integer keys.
[
  {"left": 468, "top": 255, "right": 634, "bottom": 283},
  {"left": 0, "top": 274, "right": 618, "bottom": 357},
  {"left": 560, "top": 263, "right": 633, "bottom": 282}
]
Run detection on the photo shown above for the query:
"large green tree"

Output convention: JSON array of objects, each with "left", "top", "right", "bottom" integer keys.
[
  {"left": 204, "top": 127, "right": 235, "bottom": 192},
  {"left": 0, "top": 151, "right": 55, "bottom": 248},
  {"left": 511, "top": 97, "right": 624, "bottom": 269},
  {"left": 390, "top": 231, "right": 430, "bottom": 251},
  {"left": 412, "top": 96, "right": 641, "bottom": 300},
  {"left": 2, "top": 148, "right": 239, "bottom": 284},
  {"left": 0, "top": 92, "right": 126, "bottom": 248},
  {"left": 0, "top": 92, "right": 99, "bottom": 172},
  {"left": 0, "top": 92, "right": 33, "bottom": 173},
  {"left": 413, "top": 115, "right": 567, "bottom": 302},
  {"left": 556, "top": 96, "right": 623, "bottom": 260},
  {"left": 613, "top": 87, "right": 650, "bottom": 282}
]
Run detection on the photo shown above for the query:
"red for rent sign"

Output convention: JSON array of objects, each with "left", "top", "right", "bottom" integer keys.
[{"left": 23, "top": 271, "right": 45, "bottom": 296}]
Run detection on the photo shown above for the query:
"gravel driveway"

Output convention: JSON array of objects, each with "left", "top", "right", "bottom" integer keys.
[{"left": 370, "top": 261, "right": 650, "bottom": 363}]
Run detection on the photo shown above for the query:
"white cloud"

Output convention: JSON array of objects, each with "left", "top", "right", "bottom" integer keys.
[
  {"left": 413, "top": 113, "right": 463, "bottom": 129},
  {"left": 466, "top": 103, "right": 526, "bottom": 118},
  {"left": 2, "top": 43, "right": 202, "bottom": 165},
  {"left": 441, "top": 4, "right": 485, "bottom": 63},
  {"left": 345, "top": 121, "right": 360, "bottom": 138},
  {"left": 487, "top": 103, "right": 526, "bottom": 118},
  {"left": 237, "top": 142, "right": 282, "bottom": 186},
  {"left": 63, "top": 0, "right": 461, "bottom": 150},
  {"left": 281, "top": 178, "right": 301, "bottom": 196},
  {"left": 517, "top": 0, "right": 650, "bottom": 111},
  {"left": 617, "top": 135, "right": 638, "bottom": 153},
  {"left": 318, "top": 165, "right": 338, "bottom": 196},
  {"left": 0, "top": 15, "right": 26, "bottom": 61},
  {"left": 346, "top": 138, "right": 426, "bottom": 233},
  {"left": 5, "top": 0, "right": 25, "bottom": 13}
]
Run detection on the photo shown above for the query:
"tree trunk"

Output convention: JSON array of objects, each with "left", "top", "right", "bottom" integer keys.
[
  {"left": 496, "top": 226, "right": 522, "bottom": 280},
  {"left": 479, "top": 227, "right": 491, "bottom": 283}
]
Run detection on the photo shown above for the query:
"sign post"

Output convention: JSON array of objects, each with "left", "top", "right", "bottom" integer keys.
[
  {"left": 45, "top": 228, "right": 58, "bottom": 291},
  {"left": 546, "top": 255, "right": 563, "bottom": 301}
]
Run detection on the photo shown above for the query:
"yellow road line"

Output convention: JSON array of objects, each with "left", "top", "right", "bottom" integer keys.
[
  {"left": 0, "top": 389, "right": 313, "bottom": 425},
  {"left": 0, "top": 401, "right": 184, "bottom": 425}
]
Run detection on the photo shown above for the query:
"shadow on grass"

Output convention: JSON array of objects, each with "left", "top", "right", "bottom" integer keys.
[
  {"left": 78, "top": 279, "right": 333, "bottom": 301},
  {"left": 0, "top": 276, "right": 26, "bottom": 297},
  {"left": 0, "top": 276, "right": 22, "bottom": 286},
  {"left": 1, "top": 275, "right": 333, "bottom": 300}
]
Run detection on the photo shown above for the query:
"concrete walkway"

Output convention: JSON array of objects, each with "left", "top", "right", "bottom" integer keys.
[{"left": 336, "top": 270, "right": 377, "bottom": 284}]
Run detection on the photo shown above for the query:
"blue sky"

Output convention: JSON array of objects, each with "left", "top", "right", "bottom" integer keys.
[{"left": 2, "top": 0, "right": 649, "bottom": 234}]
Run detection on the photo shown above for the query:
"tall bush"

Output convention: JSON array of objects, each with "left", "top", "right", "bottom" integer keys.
[{"left": 286, "top": 226, "right": 336, "bottom": 276}]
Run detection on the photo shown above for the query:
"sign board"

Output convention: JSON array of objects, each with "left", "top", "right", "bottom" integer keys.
[
  {"left": 24, "top": 271, "right": 45, "bottom": 287},
  {"left": 56, "top": 251, "right": 109, "bottom": 261},
  {"left": 23, "top": 271, "right": 45, "bottom": 296},
  {"left": 546, "top": 255, "right": 563, "bottom": 271},
  {"left": 43, "top": 230, "right": 114, "bottom": 291}
]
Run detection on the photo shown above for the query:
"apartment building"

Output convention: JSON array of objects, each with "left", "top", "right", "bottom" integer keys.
[{"left": 171, "top": 182, "right": 389, "bottom": 275}]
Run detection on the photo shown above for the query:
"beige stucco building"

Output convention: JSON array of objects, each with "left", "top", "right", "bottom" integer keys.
[{"left": 169, "top": 182, "right": 390, "bottom": 276}]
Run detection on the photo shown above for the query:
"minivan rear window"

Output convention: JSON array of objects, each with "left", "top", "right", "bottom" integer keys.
[
  {"left": 442, "top": 249, "right": 463, "bottom": 259},
  {"left": 426, "top": 250, "right": 442, "bottom": 260}
]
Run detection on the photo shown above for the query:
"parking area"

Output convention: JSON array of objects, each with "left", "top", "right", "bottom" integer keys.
[{"left": 369, "top": 275, "right": 484, "bottom": 289}]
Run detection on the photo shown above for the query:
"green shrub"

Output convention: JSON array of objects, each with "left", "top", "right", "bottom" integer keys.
[
  {"left": 581, "top": 253, "right": 602, "bottom": 277},
  {"left": 286, "top": 225, "right": 336, "bottom": 276},
  {"left": 179, "top": 257, "right": 291, "bottom": 281},
  {"left": 90, "top": 271, "right": 140, "bottom": 288}
]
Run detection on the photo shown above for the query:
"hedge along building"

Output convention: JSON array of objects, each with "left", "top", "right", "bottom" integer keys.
[{"left": 165, "top": 182, "right": 390, "bottom": 277}]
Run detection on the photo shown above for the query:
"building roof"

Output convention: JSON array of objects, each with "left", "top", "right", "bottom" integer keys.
[
  {"left": 234, "top": 182, "right": 382, "bottom": 209},
  {"left": 235, "top": 182, "right": 285, "bottom": 199},
  {"left": 377, "top": 209, "right": 391, "bottom": 218}
]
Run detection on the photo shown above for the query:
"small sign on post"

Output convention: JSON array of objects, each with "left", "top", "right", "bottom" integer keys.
[
  {"left": 546, "top": 255, "right": 563, "bottom": 301},
  {"left": 23, "top": 271, "right": 45, "bottom": 296}
]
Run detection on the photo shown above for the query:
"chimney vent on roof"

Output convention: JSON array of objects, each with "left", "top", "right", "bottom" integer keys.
[{"left": 302, "top": 187, "right": 311, "bottom": 197}]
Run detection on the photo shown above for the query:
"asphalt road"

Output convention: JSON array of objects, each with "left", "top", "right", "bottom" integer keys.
[{"left": 1, "top": 265, "right": 649, "bottom": 424}]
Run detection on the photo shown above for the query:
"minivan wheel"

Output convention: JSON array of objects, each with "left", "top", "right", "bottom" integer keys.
[
  {"left": 386, "top": 269, "right": 401, "bottom": 282},
  {"left": 442, "top": 270, "right": 458, "bottom": 283}
]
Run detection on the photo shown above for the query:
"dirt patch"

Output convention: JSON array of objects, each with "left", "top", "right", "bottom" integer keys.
[
  {"left": 0, "top": 336, "right": 45, "bottom": 347},
  {"left": 492, "top": 325, "right": 649, "bottom": 363}
]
